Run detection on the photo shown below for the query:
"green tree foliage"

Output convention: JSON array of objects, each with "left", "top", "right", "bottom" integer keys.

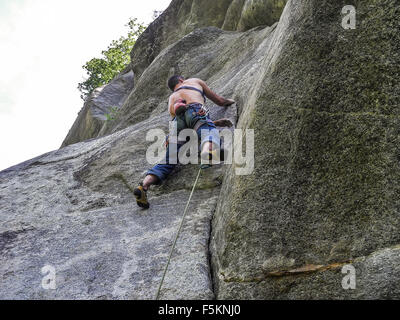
[{"left": 78, "top": 18, "right": 146, "bottom": 100}]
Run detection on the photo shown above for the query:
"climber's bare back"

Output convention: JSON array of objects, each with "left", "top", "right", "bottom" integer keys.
[{"left": 168, "top": 78, "right": 233, "bottom": 117}]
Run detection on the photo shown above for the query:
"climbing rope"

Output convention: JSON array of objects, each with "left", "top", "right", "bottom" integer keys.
[{"left": 155, "top": 166, "right": 203, "bottom": 300}]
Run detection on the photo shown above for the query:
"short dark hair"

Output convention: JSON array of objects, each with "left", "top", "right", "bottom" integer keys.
[{"left": 168, "top": 75, "right": 183, "bottom": 91}]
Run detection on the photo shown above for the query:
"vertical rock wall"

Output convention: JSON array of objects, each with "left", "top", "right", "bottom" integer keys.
[{"left": 211, "top": 0, "right": 400, "bottom": 299}]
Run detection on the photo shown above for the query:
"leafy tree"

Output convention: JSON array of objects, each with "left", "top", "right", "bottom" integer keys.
[{"left": 78, "top": 18, "right": 146, "bottom": 100}]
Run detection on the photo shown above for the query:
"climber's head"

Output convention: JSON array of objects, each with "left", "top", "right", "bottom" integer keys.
[{"left": 168, "top": 75, "right": 185, "bottom": 91}]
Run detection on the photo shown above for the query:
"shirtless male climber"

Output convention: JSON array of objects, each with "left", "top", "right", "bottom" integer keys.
[{"left": 133, "top": 75, "right": 235, "bottom": 209}]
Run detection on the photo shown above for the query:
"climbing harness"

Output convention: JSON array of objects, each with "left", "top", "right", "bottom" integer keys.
[{"left": 155, "top": 166, "right": 203, "bottom": 300}]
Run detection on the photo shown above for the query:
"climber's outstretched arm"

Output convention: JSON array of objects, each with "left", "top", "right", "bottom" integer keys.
[{"left": 196, "top": 79, "right": 235, "bottom": 107}]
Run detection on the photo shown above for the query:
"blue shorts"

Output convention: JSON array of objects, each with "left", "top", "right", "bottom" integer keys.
[{"left": 146, "top": 122, "right": 220, "bottom": 184}]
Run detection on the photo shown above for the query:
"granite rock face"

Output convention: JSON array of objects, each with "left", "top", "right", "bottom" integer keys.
[
  {"left": 210, "top": 0, "right": 400, "bottom": 299},
  {"left": 2, "top": 0, "right": 400, "bottom": 300},
  {"left": 102, "top": 25, "right": 273, "bottom": 136},
  {"left": 61, "top": 0, "right": 286, "bottom": 146},
  {"left": 61, "top": 70, "right": 134, "bottom": 148},
  {"left": 1, "top": 12, "right": 273, "bottom": 299}
]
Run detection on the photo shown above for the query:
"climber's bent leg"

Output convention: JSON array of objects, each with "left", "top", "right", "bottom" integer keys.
[{"left": 145, "top": 142, "right": 183, "bottom": 185}]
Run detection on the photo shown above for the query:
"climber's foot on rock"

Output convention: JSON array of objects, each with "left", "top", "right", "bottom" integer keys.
[
  {"left": 134, "top": 184, "right": 150, "bottom": 209},
  {"left": 213, "top": 118, "right": 233, "bottom": 128}
]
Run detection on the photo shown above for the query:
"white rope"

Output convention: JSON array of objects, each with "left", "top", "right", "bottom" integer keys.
[{"left": 155, "top": 167, "right": 203, "bottom": 300}]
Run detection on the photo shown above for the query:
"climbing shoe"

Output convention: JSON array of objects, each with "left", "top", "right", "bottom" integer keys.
[
  {"left": 174, "top": 99, "right": 187, "bottom": 116},
  {"left": 200, "top": 146, "right": 226, "bottom": 165},
  {"left": 133, "top": 184, "right": 150, "bottom": 209}
]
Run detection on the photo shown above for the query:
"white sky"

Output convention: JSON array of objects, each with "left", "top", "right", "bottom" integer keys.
[{"left": 0, "top": 0, "right": 171, "bottom": 171}]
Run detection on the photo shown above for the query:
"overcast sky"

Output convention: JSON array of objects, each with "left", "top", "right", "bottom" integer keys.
[{"left": 0, "top": 0, "right": 171, "bottom": 171}]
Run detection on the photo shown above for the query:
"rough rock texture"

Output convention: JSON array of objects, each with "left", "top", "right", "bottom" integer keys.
[
  {"left": 103, "top": 26, "right": 266, "bottom": 136},
  {"left": 0, "top": 114, "right": 223, "bottom": 299},
  {"left": 61, "top": 69, "right": 134, "bottom": 148},
  {"left": 210, "top": 0, "right": 400, "bottom": 299},
  {"left": 2, "top": 0, "right": 400, "bottom": 300},
  {"left": 61, "top": 0, "right": 286, "bottom": 147},
  {"left": 0, "top": 16, "right": 271, "bottom": 299}
]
